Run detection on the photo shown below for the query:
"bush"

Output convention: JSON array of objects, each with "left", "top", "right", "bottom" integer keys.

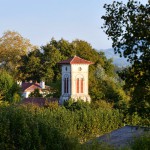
[
  {"left": 124, "top": 112, "right": 150, "bottom": 127},
  {"left": 0, "top": 105, "right": 79, "bottom": 150},
  {"left": 124, "top": 134, "right": 150, "bottom": 150},
  {"left": 63, "top": 99, "right": 91, "bottom": 111},
  {"left": 0, "top": 103, "right": 125, "bottom": 148}
]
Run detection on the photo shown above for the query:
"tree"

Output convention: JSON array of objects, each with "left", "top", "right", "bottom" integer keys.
[
  {"left": 0, "top": 69, "right": 21, "bottom": 102},
  {"left": 0, "top": 31, "right": 36, "bottom": 76},
  {"left": 102, "top": 0, "right": 150, "bottom": 116},
  {"left": 19, "top": 38, "right": 127, "bottom": 106},
  {"left": 19, "top": 49, "right": 43, "bottom": 81},
  {"left": 29, "top": 89, "right": 43, "bottom": 98}
]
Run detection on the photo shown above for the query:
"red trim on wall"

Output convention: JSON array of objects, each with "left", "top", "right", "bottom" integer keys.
[{"left": 81, "top": 78, "right": 83, "bottom": 93}]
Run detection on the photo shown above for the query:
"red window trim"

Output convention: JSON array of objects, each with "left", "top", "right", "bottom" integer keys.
[{"left": 76, "top": 78, "right": 79, "bottom": 93}]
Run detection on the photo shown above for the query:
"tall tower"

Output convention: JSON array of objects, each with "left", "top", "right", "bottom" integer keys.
[{"left": 58, "top": 56, "right": 93, "bottom": 104}]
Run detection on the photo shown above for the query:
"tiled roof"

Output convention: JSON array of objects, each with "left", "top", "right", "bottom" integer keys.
[
  {"left": 22, "top": 82, "right": 41, "bottom": 92},
  {"left": 22, "top": 97, "right": 58, "bottom": 106},
  {"left": 58, "top": 56, "right": 93, "bottom": 65}
]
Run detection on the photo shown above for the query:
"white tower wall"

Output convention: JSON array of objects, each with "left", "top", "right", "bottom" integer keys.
[
  {"left": 70, "top": 64, "right": 91, "bottom": 102},
  {"left": 59, "top": 65, "right": 71, "bottom": 104},
  {"left": 59, "top": 64, "right": 91, "bottom": 104}
]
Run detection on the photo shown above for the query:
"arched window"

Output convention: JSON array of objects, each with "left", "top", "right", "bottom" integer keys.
[{"left": 64, "top": 75, "right": 69, "bottom": 93}]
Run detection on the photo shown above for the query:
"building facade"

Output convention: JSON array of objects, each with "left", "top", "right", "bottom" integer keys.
[
  {"left": 17, "top": 81, "right": 49, "bottom": 98},
  {"left": 58, "top": 56, "right": 93, "bottom": 104}
]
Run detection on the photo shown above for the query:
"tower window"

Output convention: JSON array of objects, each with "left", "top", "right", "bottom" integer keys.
[
  {"left": 76, "top": 77, "right": 84, "bottom": 93},
  {"left": 78, "top": 67, "right": 82, "bottom": 71},
  {"left": 66, "top": 78, "right": 68, "bottom": 93},
  {"left": 76, "top": 78, "right": 79, "bottom": 93},
  {"left": 65, "top": 67, "right": 67, "bottom": 71},
  {"left": 64, "top": 75, "right": 69, "bottom": 93}
]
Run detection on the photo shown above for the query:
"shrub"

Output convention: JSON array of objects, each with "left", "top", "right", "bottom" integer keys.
[{"left": 124, "top": 134, "right": 150, "bottom": 150}]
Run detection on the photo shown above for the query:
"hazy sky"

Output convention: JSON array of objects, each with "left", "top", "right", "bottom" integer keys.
[{"left": 0, "top": 0, "right": 148, "bottom": 49}]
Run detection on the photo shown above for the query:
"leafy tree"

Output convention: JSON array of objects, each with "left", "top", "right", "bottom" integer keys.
[
  {"left": 29, "top": 89, "right": 43, "bottom": 98},
  {"left": 63, "top": 99, "right": 91, "bottom": 111},
  {"left": 20, "top": 38, "right": 127, "bottom": 106},
  {"left": 19, "top": 49, "right": 43, "bottom": 81},
  {"left": 102, "top": 0, "right": 150, "bottom": 116},
  {"left": 0, "top": 31, "right": 36, "bottom": 76},
  {"left": 41, "top": 39, "right": 62, "bottom": 82},
  {"left": 0, "top": 69, "right": 21, "bottom": 102}
]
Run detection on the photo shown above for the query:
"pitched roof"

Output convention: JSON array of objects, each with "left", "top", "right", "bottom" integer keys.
[
  {"left": 22, "top": 82, "right": 41, "bottom": 92},
  {"left": 22, "top": 97, "right": 58, "bottom": 106},
  {"left": 58, "top": 56, "right": 93, "bottom": 65},
  {"left": 94, "top": 125, "right": 149, "bottom": 148}
]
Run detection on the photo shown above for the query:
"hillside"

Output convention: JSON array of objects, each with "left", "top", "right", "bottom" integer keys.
[{"left": 101, "top": 48, "right": 130, "bottom": 67}]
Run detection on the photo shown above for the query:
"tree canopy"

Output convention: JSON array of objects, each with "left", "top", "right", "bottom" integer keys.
[
  {"left": 0, "top": 31, "right": 36, "bottom": 76},
  {"left": 0, "top": 69, "right": 21, "bottom": 103},
  {"left": 19, "top": 38, "right": 128, "bottom": 107},
  {"left": 102, "top": 0, "right": 150, "bottom": 116}
]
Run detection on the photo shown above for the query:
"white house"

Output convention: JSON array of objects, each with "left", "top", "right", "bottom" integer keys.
[
  {"left": 17, "top": 81, "right": 49, "bottom": 98},
  {"left": 58, "top": 56, "right": 93, "bottom": 104}
]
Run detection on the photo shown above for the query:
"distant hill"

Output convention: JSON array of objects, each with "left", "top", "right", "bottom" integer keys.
[{"left": 100, "top": 48, "right": 130, "bottom": 67}]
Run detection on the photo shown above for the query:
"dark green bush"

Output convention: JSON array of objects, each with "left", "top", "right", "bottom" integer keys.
[
  {"left": 0, "top": 102, "right": 148, "bottom": 150},
  {"left": 130, "top": 134, "right": 150, "bottom": 150}
]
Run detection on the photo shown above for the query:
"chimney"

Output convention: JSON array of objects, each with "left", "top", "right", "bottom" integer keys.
[
  {"left": 17, "top": 80, "right": 22, "bottom": 86},
  {"left": 29, "top": 80, "right": 33, "bottom": 83},
  {"left": 40, "top": 81, "right": 45, "bottom": 89}
]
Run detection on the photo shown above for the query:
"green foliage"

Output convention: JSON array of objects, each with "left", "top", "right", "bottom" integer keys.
[
  {"left": 48, "top": 80, "right": 61, "bottom": 98},
  {"left": 129, "top": 134, "right": 150, "bottom": 150},
  {"left": 0, "top": 104, "right": 124, "bottom": 149},
  {"left": 63, "top": 99, "right": 91, "bottom": 111},
  {"left": 123, "top": 134, "right": 150, "bottom": 150},
  {"left": 102, "top": 0, "right": 150, "bottom": 117},
  {"left": 44, "top": 101, "right": 59, "bottom": 110},
  {"left": 81, "top": 140, "right": 114, "bottom": 150},
  {"left": 124, "top": 112, "right": 150, "bottom": 127},
  {"left": 19, "top": 49, "right": 44, "bottom": 81},
  {"left": 91, "top": 100, "right": 113, "bottom": 110},
  {"left": 0, "top": 31, "right": 36, "bottom": 76},
  {"left": 93, "top": 64, "right": 129, "bottom": 106},
  {"left": 29, "top": 89, "right": 43, "bottom": 98},
  {"left": 0, "top": 103, "right": 149, "bottom": 149},
  {"left": 0, "top": 105, "right": 79, "bottom": 150},
  {"left": 0, "top": 69, "right": 21, "bottom": 103},
  {"left": 19, "top": 38, "right": 126, "bottom": 107}
]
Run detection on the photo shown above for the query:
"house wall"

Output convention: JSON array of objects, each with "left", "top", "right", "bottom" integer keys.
[
  {"left": 23, "top": 89, "right": 43, "bottom": 98},
  {"left": 23, "top": 92, "right": 30, "bottom": 98}
]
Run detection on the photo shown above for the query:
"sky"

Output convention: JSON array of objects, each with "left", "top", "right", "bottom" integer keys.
[{"left": 0, "top": 0, "right": 148, "bottom": 50}]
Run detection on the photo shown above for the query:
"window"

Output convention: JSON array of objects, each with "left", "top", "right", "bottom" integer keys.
[
  {"left": 64, "top": 75, "right": 69, "bottom": 93},
  {"left": 65, "top": 67, "right": 67, "bottom": 71},
  {"left": 76, "top": 77, "right": 84, "bottom": 93},
  {"left": 78, "top": 67, "right": 82, "bottom": 71}
]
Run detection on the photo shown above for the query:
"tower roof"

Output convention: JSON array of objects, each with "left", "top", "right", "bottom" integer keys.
[{"left": 58, "top": 56, "right": 93, "bottom": 65}]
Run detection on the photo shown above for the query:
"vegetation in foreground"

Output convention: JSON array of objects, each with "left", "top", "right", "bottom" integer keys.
[
  {"left": 0, "top": 0, "right": 149, "bottom": 149},
  {"left": 0, "top": 100, "right": 149, "bottom": 150}
]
